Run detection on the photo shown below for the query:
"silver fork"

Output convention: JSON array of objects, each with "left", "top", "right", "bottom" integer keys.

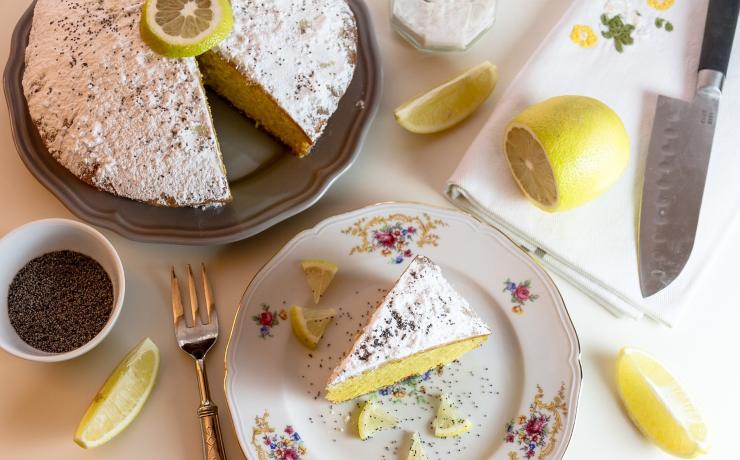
[{"left": 171, "top": 264, "right": 227, "bottom": 460}]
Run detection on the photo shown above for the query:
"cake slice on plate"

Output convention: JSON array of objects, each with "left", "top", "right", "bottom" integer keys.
[{"left": 325, "top": 255, "right": 491, "bottom": 402}]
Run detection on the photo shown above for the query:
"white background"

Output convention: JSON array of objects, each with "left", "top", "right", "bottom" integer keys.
[{"left": 1, "top": 0, "right": 738, "bottom": 459}]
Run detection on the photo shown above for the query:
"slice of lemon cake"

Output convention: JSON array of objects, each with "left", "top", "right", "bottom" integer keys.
[
  {"left": 325, "top": 256, "right": 491, "bottom": 402},
  {"left": 198, "top": 0, "right": 357, "bottom": 157}
]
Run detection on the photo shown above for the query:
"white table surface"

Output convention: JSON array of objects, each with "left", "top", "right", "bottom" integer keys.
[{"left": 1, "top": 1, "right": 738, "bottom": 459}]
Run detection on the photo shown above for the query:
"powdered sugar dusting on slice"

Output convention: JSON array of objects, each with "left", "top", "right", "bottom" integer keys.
[
  {"left": 328, "top": 256, "right": 491, "bottom": 386},
  {"left": 212, "top": 0, "right": 357, "bottom": 143},
  {"left": 22, "top": 0, "right": 230, "bottom": 207}
]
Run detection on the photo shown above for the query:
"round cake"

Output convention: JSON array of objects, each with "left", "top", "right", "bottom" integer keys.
[{"left": 22, "top": 0, "right": 357, "bottom": 207}]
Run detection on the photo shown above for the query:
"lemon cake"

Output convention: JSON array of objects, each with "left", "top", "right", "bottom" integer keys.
[
  {"left": 325, "top": 256, "right": 491, "bottom": 402},
  {"left": 22, "top": 0, "right": 357, "bottom": 206},
  {"left": 198, "top": 0, "right": 357, "bottom": 157},
  {"left": 22, "top": 0, "right": 231, "bottom": 207}
]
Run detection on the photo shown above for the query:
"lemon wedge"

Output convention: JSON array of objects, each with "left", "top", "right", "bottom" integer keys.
[
  {"left": 141, "top": 0, "right": 234, "bottom": 58},
  {"left": 394, "top": 61, "right": 497, "bottom": 134},
  {"left": 74, "top": 338, "right": 160, "bottom": 449},
  {"left": 301, "top": 259, "right": 338, "bottom": 304},
  {"left": 503, "top": 95, "right": 630, "bottom": 212},
  {"left": 432, "top": 394, "right": 473, "bottom": 438},
  {"left": 357, "top": 400, "right": 397, "bottom": 440},
  {"left": 407, "top": 432, "right": 428, "bottom": 460},
  {"left": 617, "top": 348, "right": 709, "bottom": 458},
  {"left": 289, "top": 305, "right": 336, "bottom": 349}
]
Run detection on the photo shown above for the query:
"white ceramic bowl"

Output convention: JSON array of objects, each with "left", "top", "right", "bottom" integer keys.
[{"left": 0, "top": 219, "right": 125, "bottom": 362}]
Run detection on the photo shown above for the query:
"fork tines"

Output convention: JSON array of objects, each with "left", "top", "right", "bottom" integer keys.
[{"left": 171, "top": 263, "right": 214, "bottom": 327}]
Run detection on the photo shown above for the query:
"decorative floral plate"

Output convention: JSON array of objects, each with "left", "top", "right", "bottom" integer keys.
[{"left": 225, "top": 203, "right": 582, "bottom": 460}]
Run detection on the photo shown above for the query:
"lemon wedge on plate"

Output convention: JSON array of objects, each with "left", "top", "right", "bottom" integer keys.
[
  {"left": 617, "top": 347, "right": 709, "bottom": 458},
  {"left": 407, "top": 432, "right": 428, "bottom": 460},
  {"left": 74, "top": 338, "right": 160, "bottom": 449},
  {"left": 289, "top": 305, "right": 336, "bottom": 349},
  {"left": 432, "top": 394, "right": 473, "bottom": 438},
  {"left": 357, "top": 400, "right": 398, "bottom": 440},
  {"left": 301, "top": 259, "right": 338, "bottom": 304},
  {"left": 141, "top": 0, "right": 234, "bottom": 58},
  {"left": 394, "top": 61, "right": 497, "bottom": 134},
  {"left": 503, "top": 95, "right": 630, "bottom": 212}
]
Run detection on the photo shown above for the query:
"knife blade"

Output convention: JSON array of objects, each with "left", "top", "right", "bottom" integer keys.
[{"left": 638, "top": 0, "right": 740, "bottom": 298}]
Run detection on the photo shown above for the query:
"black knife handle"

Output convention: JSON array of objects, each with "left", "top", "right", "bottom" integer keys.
[{"left": 699, "top": 0, "right": 740, "bottom": 75}]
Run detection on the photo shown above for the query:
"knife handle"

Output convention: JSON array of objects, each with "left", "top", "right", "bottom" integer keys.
[{"left": 699, "top": 0, "right": 740, "bottom": 77}]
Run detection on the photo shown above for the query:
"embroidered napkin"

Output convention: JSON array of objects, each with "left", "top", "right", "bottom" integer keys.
[{"left": 445, "top": 0, "right": 740, "bottom": 326}]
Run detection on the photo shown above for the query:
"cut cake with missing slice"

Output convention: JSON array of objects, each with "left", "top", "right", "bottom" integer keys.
[{"left": 325, "top": 255, "right": 491, "bottom": 402}]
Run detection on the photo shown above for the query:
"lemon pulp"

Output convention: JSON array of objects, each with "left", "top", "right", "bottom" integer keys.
[
  {"left": 394, "top": 61, "right": 497, "bottom": 134},
  {"left": 141, "top": 0, "right": 234, "bottom": 58},
  {"left": 617, "top": 347, "right": 709, "bottom": 458},
  {"left": 357, "top": 400, "right": 398, "bottom": 440},
  {"left": 301, "top": 259, "right": 338, "bottom": 304},
  {"left": 407, "top": 432, "right": 428, "bottom": 460},
  {"left": 74, "top": 338, "right": 160, "bottom": 448},
  {"left": 289, "top": 305, "right": 336, "bottom": 349},
  {"left": 432, "top": 394, "right": 473, "bottom": 438}
]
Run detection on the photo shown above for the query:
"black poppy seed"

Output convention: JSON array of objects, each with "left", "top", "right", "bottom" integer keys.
[{"left": 7, "top": 250, "right": 113, "bottom": 353}]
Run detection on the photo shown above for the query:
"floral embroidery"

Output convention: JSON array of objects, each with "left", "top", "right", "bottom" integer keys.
[
  {"left": 252, "top": 412, "right": 307, "bottom": 460},
  {"left": 503, "top": 279, "right": 539, "bottom": 314},
  {"left": 569, "top": 25, "right": 597, "bottom": 47},
  {"left": 571, "top": 1, "right": 675, "bottom": 52},
  {"left": 375, "top": 367, "right": 442, "bottom": 405},
  {"left": 647, "top": 0, "right": 674, "bottom": 11},
  {"left": 252, "top": 304, "right": 284, "bottom": 338},
  {"left": 600, "top": 13, "right": 636, "bottom": 52},
  {"left": 505, "top": 383, "right": 568, "bottom": 459},
  {"left": 342, "top": 213, "right": 447, "bottom": 264}
]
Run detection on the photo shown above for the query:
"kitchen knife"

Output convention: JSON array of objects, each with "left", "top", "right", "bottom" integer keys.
[{"left": 638, "top": 0, "right": 740, "bottom": 298}]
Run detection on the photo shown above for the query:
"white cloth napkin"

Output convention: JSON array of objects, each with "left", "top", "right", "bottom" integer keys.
[{"left": 445, "top": 0, "right": 740, "bottom": 326}]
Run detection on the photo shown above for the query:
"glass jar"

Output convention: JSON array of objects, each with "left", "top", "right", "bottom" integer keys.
[{"left": 390, "top": 0, "right": 498, "bottom": 52}]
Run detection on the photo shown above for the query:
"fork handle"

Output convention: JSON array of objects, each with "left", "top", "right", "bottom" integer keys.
[{"left": 198, "top": 403, "right": 227, "bottom": 460}]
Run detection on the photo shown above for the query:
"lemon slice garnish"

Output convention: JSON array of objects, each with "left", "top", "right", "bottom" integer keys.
[
  {"left": 74, "top": 338, "right": 160, "bottom": 448},
  {"left": 357, "top": 400, "right": 398, "bottom": 440},
  {"left": 394, "top": 61, "right": 497, "bottom": 134},
  {"left": 503, "top": 95, "right": 630, "bottom": 212},
  {"left": 617, "top": 347, "right": 709, "bottom": 458},
  {"left": 289, "top": 305, "right": 336, "bottom": 349},
  {"left": 141, "top": 0, "right": 234, "bottom": 58},
  {"left": 301, "top": 259, "right": 338, "bottom": 304},
  {"left": 407, "top": 432, "right": 428, "bottom": 460},
  {"left": 432, "top": 394, "right": 473, "bottom": 438}
]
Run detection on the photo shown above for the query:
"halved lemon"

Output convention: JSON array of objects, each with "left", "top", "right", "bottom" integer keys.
[
  {"left": 301, "top": 259, "right": 338, "bottom": 304},
  {"left": 503, "top": 95, "right": 630, "bottom": 212},
  {"left": 141, "top": 0, "right": 234, "bottom": 58},
  {"left": 407, "top": 432, "right": 428, "bottom": 460},
  {"left": 394, "top": 61, "right": 497, "bottom": 134},
  {"left": 74, "top": 338, "right": 160, "bottom": 448},
  {"left": 357, "top": 400, "right": 398, "bottom": 440},
  {"left": 432, "top": 394, "right": 473, "bottom": 438},
  {"left": 289, "top": 305, "right": 337, "bottom": 349},
  {"left": 617, "top": 347, "right": 709, "bottom": 458}
]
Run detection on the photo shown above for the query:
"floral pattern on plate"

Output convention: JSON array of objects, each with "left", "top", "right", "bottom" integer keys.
[
  {"left": 252, "top": 303, "right": 286, "bottom": 338},
  {"left": 374, "top": 367, "right": 443, "bottom": 405},
  {"left": 504, "top": 279, "right": 540, "bottom": 314},
  {"left": 505, "top": 383, "right": 568, "bottom": 459},
  {"left": 252, "top": 412, "right": 307, "bottom": 460},
  {"left": 342, "top": 212, "right": 447, "bottom": 264}
]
